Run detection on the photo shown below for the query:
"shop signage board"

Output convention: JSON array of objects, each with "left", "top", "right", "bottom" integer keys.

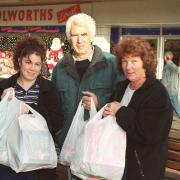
[{"left": 0, "top": 4, "right": 91, "bottom": 26}]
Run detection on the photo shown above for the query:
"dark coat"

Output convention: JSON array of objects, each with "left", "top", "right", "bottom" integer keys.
[
  {"left": 112, "top": 76, "right": 173, "bottom": 180},
  {"left": 0, "top": 73, "right": 63, "bottom": 180},
  {"left": 52, "top": 45, "right": 124, "bottom": 148}
]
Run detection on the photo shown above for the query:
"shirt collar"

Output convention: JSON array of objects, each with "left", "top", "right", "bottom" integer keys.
[{"left": 73, "top": 46, "right": 94, "bottom": 62}]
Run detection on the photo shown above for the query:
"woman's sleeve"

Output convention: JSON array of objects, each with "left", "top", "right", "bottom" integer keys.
[{"left": 30, "top": 84, "right": 64, "bottom": 139}]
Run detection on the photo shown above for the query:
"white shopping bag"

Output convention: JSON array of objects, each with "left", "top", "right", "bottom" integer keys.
[
  {"left": 71, "top": 105, "right": 126, "bottom": 180},
  {"left": 7, "top": 104, "right": 57, "bottom": 172},
  {"left": 0, "top": 92, "right": 20, "bottom": 166},
  {"left": 59, "top": 98, "right": 97, "bottom": 166}
]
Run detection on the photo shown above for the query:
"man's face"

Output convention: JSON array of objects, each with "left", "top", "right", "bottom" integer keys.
[{"left": 70, "top": 24, "right": 93, "bottom": 58}]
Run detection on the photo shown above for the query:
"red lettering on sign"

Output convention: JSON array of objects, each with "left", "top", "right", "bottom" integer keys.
[
  {"left": 40, "top": 9, "right": 46, "bottom": 21},
  {"left": 48, "top": 9, "right": 53, "bottom": 20},
  {"left": 18, "top": 10, "right": 25, "bottom": 21},
  {"left": 33, "top": 9, "right": 39, "bottom": 21},
  {"left": 26, "top": 9, "right": 32, "bottom": 21},
  {"left": 0, "top": 8, "right": 56, "bottom": 22},
  {"left": 56, "top": 4, "right": 81, "bottom": 24},
  {"left": 7, "top": 10, "right": 17, "bottom": 21},
  {"left": 3, "top": 11, "right": 8, "bottom": 21}
]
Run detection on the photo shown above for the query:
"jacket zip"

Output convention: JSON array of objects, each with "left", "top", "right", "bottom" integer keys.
[{"left": 134, "top": 150, "right": 145, "bottom": 177}]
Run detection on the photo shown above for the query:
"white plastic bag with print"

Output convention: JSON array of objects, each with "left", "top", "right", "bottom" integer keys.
[
  {"left": 0, "top": 92, "right": 20, "bottom": 166},
  {"left": 59, "top": 98, "right": 97, "bottom": 166},
  {"left": 7, "top": 104, "right": 57, "bottom": 172},
  {"left": 71, "top": 105, "right": 126, "bottom": 180}
]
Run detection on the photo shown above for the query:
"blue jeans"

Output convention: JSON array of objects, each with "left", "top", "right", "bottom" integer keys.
[{"left": 169, "top": 94, "right": 180, "bottom": 118}]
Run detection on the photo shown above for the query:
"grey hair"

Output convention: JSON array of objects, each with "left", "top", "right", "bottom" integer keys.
[
  {"left": 66, "top": 13, "right": 96, "bottom": 40},
  {"left": 165, "top": 51, "right": 173, "bottom": 57}
]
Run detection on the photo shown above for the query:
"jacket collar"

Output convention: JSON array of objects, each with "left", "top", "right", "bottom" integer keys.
[
  {"left": 60, "top": 45, "right": 107, "bottom": 82},
  {"left": 139, "top": 75, "right": 156, "bottom": 90},
  {"left": 123, "top": 75, "right": 156, "bottom": 91}
]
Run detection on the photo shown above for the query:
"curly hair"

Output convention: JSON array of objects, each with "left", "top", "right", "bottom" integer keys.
[
  {"left": 13, "top": 36, "right": 46, "bottom": 71},
  {"left": 115, "top": 36, "right": 157, "bottom": 77}
]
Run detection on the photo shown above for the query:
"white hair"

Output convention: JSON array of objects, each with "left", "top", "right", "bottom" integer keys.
[{"left": 66, "top": 13, "right": 96, "bottom": 40}]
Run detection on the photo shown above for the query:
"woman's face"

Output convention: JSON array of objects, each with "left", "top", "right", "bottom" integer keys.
[
  {"left": 19, "top": 53, "right": 42, "bottom": 82},
  {"left": 122, "top": 55, "right": 146, "bottom": 82}
]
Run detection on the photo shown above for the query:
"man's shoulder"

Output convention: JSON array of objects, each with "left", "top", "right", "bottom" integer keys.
[
  {"left": 103, "top": 51, "right": 116, "bottom": 60},
  {"left": 102, "top": 52, "right": 117, "bottom": 66},
  {"left": 56, "top": 52, "right": 72, "bottom": 66},
  {"left": 93, "top": 45, "right": 115, "bottom": 62}
]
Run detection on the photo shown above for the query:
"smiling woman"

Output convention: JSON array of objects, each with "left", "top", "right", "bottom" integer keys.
[
  {"left": 0, "top": 36, "right": 64, "bottom": 180},
  {"left": 103, "top": 36, "right": 173, "bottom": 180},
  {"left": 0, "top": 9, "right": 53, "bottom": 21}
]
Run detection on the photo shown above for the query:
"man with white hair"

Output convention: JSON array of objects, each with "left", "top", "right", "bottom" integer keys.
[
  {"left": 52, "top": 13, "right": 124, "bottom": 179},
  {"left": 162, "top": 51, "right": 180, "bottom": 118}
]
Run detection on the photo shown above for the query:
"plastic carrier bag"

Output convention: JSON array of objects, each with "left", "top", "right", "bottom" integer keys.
[
  {"left": 7, "top": 103, "right": 57, "bottom": 172},
  {"left": 59, "top": 98, "right": 97, "bottom": 166},
  {"left": 71, "top": 105, "right": 126, "bottom": 180},
  {"left": 0, "top": 92, "right": 20, "bottom": 166}
]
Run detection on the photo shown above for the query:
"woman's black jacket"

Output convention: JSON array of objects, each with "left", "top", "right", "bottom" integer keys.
[
  {"left": 112, "top": 76, "right": 173, "bottom": 180},
  {"left": 0, "top": 73, "right": 63, "bottom": 139}
]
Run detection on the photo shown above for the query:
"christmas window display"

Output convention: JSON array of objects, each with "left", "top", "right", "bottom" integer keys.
[
  {"left": 46, "top": 37, "right": 64, "bottom": 74},
  {"left": 0, "top": 30, "right": 71, "bottom": 79}
]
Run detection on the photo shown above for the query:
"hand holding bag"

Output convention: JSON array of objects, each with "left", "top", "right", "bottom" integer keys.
[
  {"left": 71, "top": 105, "right": 126, "bottom": 180},
  {"left": 7, "top": 103, "right": 57, "bottom": 172}
]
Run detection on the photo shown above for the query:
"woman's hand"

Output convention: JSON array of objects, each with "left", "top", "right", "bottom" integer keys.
[
  {"left": 103, "top": 101, "right": 121, "bottom": 117},
  {"left": 1, "top": 87, "right": 14, "bottom": 101},
  {"left": 20, "top": 102, "right": 29, "bottom": 114},
  {"left": 82, "top": 91, "right": 98, "bottom": 111}
]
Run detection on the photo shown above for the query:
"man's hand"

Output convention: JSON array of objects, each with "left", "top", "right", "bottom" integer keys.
[
  {"left": 82, "top": 91, "right": 98, "bottom": 111},
  {"left": 20, "top": 102, "right": 29, "bottom": 114}
]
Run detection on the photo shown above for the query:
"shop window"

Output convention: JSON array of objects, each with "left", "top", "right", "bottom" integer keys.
[
  {"left": 121, "top": 28, "right": 160, "bottom": 36},
  {"left": 0, "top": 26, "right": 70, "bottom": 79},
  {"left": 163, "top": 27, "right": 180, "bottom": 35}
]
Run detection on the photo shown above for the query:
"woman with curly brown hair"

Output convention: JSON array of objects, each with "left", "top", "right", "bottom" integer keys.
[
  {"left": 0, "top": 36, "right": 63, "bottom": 180},
  {"left": 103, "top": 36, "right": 173, "bottom": 180}
]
